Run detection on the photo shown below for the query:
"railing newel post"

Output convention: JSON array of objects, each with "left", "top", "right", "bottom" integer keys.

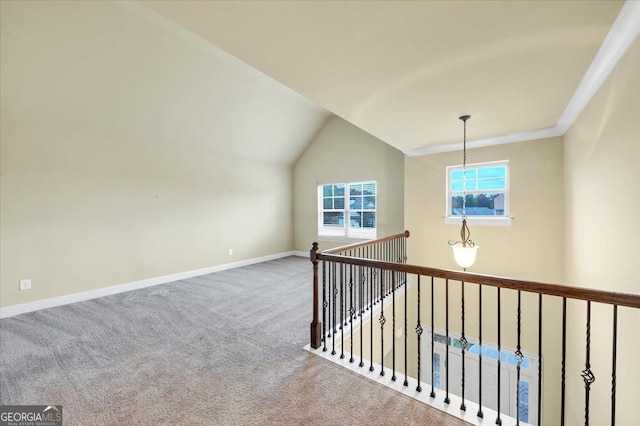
[{"left": 310, "top": 242, "right": 322, "bottom": 349}]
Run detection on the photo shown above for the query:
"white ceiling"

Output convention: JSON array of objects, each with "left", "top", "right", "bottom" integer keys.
[{"left": 141, "top": 0, "right": 640, "bottom": 155}]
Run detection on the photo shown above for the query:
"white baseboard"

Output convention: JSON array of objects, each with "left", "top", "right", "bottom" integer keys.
[
  {"left": 292, "top": 250, "right": 309, "bottom": 258},
  {"left": 0, "top": 251, "right": 297, "bottom": 319}
]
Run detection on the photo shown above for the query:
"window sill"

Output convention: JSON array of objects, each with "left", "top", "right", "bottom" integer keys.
[{"left": 444, "top": 216, "right": 512, "bottom": 227}]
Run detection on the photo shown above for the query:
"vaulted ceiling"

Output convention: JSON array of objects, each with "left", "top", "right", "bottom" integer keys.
[{"left": 141, "top": 0, "right": 639, "bottom": 155}]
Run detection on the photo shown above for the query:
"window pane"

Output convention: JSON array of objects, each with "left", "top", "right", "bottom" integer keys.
[
  {"left": 478, "top": 166, "right": 506, "bottom": 178},
  {"left": 323, "top": 212, "right": 344, "bottom": 225},
  {"left": 362, "top": 182, "right": 376, "bottom": 195},
  {"left": 350, "top": 196, "right": 361, "bottom": 209},
  {"left": 350, "top": 184, "right": 362, "bottom": 195},
  {"left": 362, "top": 212, "right": 376, "bottom": 228},
  {"left": 452, "top": 181, "right": 464, "bottom": 192},
  {"left": 478, "top": 178, "right": 505, "bottom": 190},
  {"left": 451, "top": 170, "right": 463, "bottom": 180},
  {"left": 450, "top": 193, "right": 505, "bottom": 216},
  {"left": 334, "top": 184, "right": 345, "bottom": 196},
  {"left": 334, "top": 197, "right": 345, "bottom": 209},
  {"left": 349, "top": 211, "right": 362, "bottom": 228},
  {"left": 323, "top": 198, "right": 332, "bottom": 209},
  {"left": 363, "top": 196, "right": 375, "bottom": 209},
  {"left": 464, "top": 179, "right": 476, "bottom": 191}
]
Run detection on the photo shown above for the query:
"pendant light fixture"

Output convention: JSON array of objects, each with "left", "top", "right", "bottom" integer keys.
[{"left": 449, "top": 115, "right": 478, "bottom": 269}]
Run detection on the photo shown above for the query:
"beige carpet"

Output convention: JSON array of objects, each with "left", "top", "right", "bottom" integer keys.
[{"left": 0, "top": 256, "right": 466, "bottom": 425}]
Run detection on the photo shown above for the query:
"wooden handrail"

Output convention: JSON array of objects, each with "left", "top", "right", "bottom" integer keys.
[
  {"left": 316, "top": 253, "right": 640, "bottom": 309},
  {"left": 321, "top": 230, "right": 411, "bottom": 255}
]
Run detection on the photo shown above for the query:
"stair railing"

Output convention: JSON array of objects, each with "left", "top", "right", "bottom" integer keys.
[{"left": 309, "top": 231, "right": 640, "bottom": 426}]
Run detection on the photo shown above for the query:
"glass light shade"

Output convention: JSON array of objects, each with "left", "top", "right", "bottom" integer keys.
[{"left": 451, "top": 243, "right": 479, "bottom": 269}]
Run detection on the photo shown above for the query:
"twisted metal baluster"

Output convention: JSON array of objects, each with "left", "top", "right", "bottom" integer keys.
[
  {"left": 349, "top": 265, "right": 354, "bottom": 363},
  {"left": 611, "top": 305, "right": 618, "bottom": 426},
  {"left": 416, "top": 275, "right": 423, "bottom": 392},
  {"left": 515, "top": 291, "right": 523, "bottom": 426},
  {"left": 379, "top": 269, "right": 386, "bottom": 377},
  {"left": 331, "top": 262, "right": 337, "bottom": 356},
  {"left": 392, "top": 271, "right": 397, "bottom": 381},
  {"left": 339, "top": 263, "right": 344, "bottom": 359},
  {"left": 430, "top": 276, "right": 436, "bottom": 399},
  {"left": 582, "top": 301, "right": 595, "bottom": 426},
  {"left": 322, "top": 260, "right": 327, "bottom": 352},
  {"left": 359, "top": 267, "right": 365, "bottom": 368},
  {"left": 369, "top": 266, "right": 374, "bottom": 372}
]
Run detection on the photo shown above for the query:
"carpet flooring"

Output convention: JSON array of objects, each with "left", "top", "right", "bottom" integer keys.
[{"left": 0, "top": 256, "right": 465, "bottom": 425}]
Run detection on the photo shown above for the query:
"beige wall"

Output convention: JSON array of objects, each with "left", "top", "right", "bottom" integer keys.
[
  {"left": 563, "top": 38, "right": 640, "bottom": 426},
  {"left": 405, "top": 137, "right": 564, "bottom": 282},
  {"left": 405, "top": 137, "right": 565, "bottom": 424},
  {"left": 293, "top": 116, "right": 405, "bottom": 252},
  {"left": 0, "top": 1, "right": 328, "bottom": 308}
]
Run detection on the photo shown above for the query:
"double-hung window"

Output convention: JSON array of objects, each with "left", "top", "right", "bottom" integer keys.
[
  {"left": 318, "top": 181, "right": 377, "bottom": 240},
  {"left": 445, "top": 160, "right": 511, "bottom": 225}
]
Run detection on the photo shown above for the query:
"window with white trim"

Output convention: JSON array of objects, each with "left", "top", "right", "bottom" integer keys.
[
  {"left": 318, "top": 181, "right": 377, "bottom": 240},
  {"left": 446, "top": 160, "right": 510, "bottom": 225}
]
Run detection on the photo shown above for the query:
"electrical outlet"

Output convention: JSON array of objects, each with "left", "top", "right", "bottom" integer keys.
[
  {"left": 228, "top": 249, "right": 233, "bottom": 256},
  {"left": 19, "top": 279, "right": 31, "bottom": 291}
]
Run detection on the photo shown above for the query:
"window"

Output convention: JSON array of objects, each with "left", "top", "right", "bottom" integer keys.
[
  {"left": 445, "top": 160, "right": 510, "bottom": 225},
  {"left": 318, "top": 181, "right": 377, "bottom": 240}
]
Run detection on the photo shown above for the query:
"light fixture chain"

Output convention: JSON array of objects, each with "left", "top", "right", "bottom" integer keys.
[{"left": 462, "top": 117, "right": 467, "bottom": 219}]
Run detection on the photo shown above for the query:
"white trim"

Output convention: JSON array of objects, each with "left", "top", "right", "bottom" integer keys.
[
  {"left": 405, "top": 127, "right": 561, "bottom": 157},
  {"left": 0, "top": 251, "right": 296, "bottom": 319},
  {"left": 445, "top": 160, "right": 511, "bottom": 225},
  {"left": 292, "top": 251, "right": 309, "bottom": 257},
  {"left": 556, "top": 0, "right": 640, "bottom": 133},
  {"left": 404, "top": 0, "right": 640, "bottom": 158}
]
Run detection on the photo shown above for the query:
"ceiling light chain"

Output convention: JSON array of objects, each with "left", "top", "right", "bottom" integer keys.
[{"left": 449, "top": 115, "right": 478, "bottom": 269}]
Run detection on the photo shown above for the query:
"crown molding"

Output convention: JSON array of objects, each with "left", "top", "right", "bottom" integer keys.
[{"left": 405, "top": 0, "right": 640, "bottom": 158}]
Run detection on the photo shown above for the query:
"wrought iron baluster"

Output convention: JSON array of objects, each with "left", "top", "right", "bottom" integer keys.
[
  {"left": 380, "top": 269, "right": 386, "bottom": 377},
  {"left": 515, "top": 290, "right": 523, "bottom": 426},
  {"left": 611, "top": 305, "right": 617, "bottom": 426},
  {"left": 322, "top": 260, "right": 327, "bottom": 352},
  {"left": 496, "top": 287, "right": 502, "bottom": 425},
  {"left": 478, "top": 284, "right": 484, "bottom": 419},
  {"left": 404, "top": 270, "right": 409, "bottom": 387},
  {"left": 392, "top": 271, "right": 396, "bottom": 381},
  {"left": 416, "top": 275, "right": 423, "bottom": 392},
  {"left": 331, "top": 262, "right": 337, "bottom": 356},
  {"left": 349, "top": 266, "right": 354, "bottom": 362},
  {"left": 369, "top": 266, "right": 374, "bottom": 372},
  {"left": 460, "top": 279, "right": 467, "bottom": 412},
  {"left": 537, "top": 294, "right": 542, "bottom": 426},
  {"left": 360, "top": 248, "right": 365, "bottom": 315},
  {"left": 445, "top": 278, "right": 450, "bottom": 405},
  {"left": 582, "top": 301, "right": 595, "bottom": 426},
  {"left": 430, "top": 276, "right": 435, "bottom": 399},
  {"left": 340, "top": 264, "right": 345, "bottom": 359},
  {"left": 561, "top": 297, "right": 566, "bottom": 426},
  {"left": 365, "top": 247, "right": 370, "bottom": 311},
  {"left": 359, "top": 266, "right": 365, "bottom": 368}
]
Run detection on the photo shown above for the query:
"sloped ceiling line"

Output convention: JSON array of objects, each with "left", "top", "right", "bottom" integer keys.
[{"left": 406, "top": 0, "right": 640, "bottom": 157}]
